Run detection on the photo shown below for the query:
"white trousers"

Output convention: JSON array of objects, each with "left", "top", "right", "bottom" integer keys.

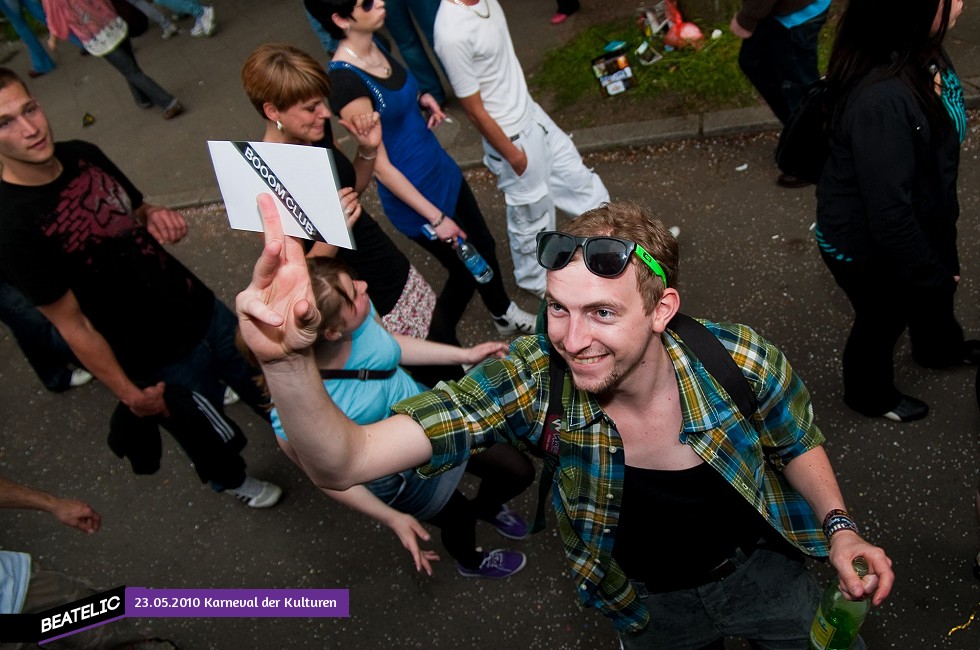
[{"left": 482, "top": 101, "right": 609, "bottom": 296}]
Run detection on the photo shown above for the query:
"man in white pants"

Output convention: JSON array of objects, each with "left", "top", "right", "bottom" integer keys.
[{"left": 434, "top": 0, "right": 609, "bottom": 297}]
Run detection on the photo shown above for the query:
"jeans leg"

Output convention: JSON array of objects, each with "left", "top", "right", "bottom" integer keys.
[
  {"left": 205, "top": 299, "right": 272, "bottom": 421},
  {"left": 125, "top": 0, "right": 174, "bottom": 30},
  {"left": 739, "top": 12, "right": 826, "bottom": 124},
  {"left": 151, "top": 0, "right": 202, "bottom": 18},
  {"left": 0, "top": 282, "right": 77, "bottom": 391},
  {"left": 101, "top": 39, "right": 175, "bottom": 108},
  {"left": 0, "top": 0, "right": 55, "bottom": 73},
  {"left": 387, "top": 0, "right": 445, "bottom": 104},
  {"left": 305, "top": 8, "right": 337, "bottom": 54}
]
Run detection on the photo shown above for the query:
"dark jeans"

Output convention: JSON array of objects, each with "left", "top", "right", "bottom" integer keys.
[
  {"left": 101, "top": 37, "right": 174, "bottom": 108},
  {"left": 409, "top": 180, "right": 512, "bottom": 327},
  {"left": 738, "top": 11, "right": 827, "bottom": 125},
  {"left": 152, "top": 298, "right": 270, "bottom": 421},
  {"left": 425, "top": 444, "right": 535, "bottom": 568},
  {"left": 147, "top": 298, "right": 270, "bottom": 489},
  {"left": 383, "top": 0, "right": 446, "bottom": 104},
  {"left": 821, "top": 252, "right": 965, "bottom": 414},
  {"left": 619, "top": 549, "right": 859, "bottom": 650},
  {"left": 0, "top": 281, "right": 79, "bottom": 392}
]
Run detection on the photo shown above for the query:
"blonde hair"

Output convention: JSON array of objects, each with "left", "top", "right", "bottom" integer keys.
[
  {"left": 241, "top": 43, "right": 332, "bottom": 119},
  {"left": 308, "top": 257, "right": 356, "bottom": 336}
]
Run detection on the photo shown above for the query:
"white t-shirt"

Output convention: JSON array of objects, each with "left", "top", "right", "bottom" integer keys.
[{"left": 433, "top": 0, "right": 532, "bottom": 136}]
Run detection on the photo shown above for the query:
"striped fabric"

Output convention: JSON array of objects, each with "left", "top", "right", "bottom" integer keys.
[{"left": 393, "top": 321, "right": 827, "bottom": 633}]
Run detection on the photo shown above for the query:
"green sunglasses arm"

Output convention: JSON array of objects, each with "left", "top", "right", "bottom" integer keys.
[{"left": 633, "top": 244, "right": 669, "bottom": 288}]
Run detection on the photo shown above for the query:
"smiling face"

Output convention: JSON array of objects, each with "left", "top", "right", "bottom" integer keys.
[
  {"left": 274, "top": 96, "right": 330, "bottom": 145},
  {"left": 0, "top": 81, "right": 56, "bottom": 179},
  {"left": 545, "top": 260, "right": 663, "bottom": 396}
]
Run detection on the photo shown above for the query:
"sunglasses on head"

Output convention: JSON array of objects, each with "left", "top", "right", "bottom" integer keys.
[
  {"left": 535, "top": 231, "right": 669, "bottom": 287},
  {"left": 355, "top": 0, "right": 376, "bottom": 10}
]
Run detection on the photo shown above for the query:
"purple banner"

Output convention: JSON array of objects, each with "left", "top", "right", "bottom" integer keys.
[{"left": 125, "top": 588, "right": 349, "bottom": 618}]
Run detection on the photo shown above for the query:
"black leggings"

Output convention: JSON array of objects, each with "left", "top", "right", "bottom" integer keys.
[
  {"left": 410, "top": 181, "right": 512, "bottom": 328},
  {"left": 425, "top": 444, "right": 535, "bottom": 569}
]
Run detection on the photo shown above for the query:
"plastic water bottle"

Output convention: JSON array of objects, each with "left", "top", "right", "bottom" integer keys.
[
  {"left": 456, "top": 237, "right": 493, "bottom": 284},
  {"left": 808, "top": 557, "right": 871, "bottom": 649}
]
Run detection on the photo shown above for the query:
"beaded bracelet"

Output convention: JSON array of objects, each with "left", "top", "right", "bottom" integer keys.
[
  {"left": 431, "top": 213, "right": 447, "bottom": 228},
  {"left": 356, "top": 149, "right": 377, "bottom": 161}
]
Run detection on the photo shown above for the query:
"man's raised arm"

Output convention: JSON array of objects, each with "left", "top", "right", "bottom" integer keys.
[{"left": 236, "top": 194, "right": 432, "bottom": 489}]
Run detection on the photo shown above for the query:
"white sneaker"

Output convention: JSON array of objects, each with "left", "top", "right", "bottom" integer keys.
[
  {"left": 161, "top": 23, "right": 178, "bottom": 39},
  {"left": 200, "top": 5, "right": 215, "bottom": 36},
  {"left": 227, "top": 476, "right": 282, "bottom": 508},
  {"left": 69, "top": 368, "right": 94, "bottom": 388},
  {"left": 492, "top": 301, "right": 537, "bottom": 336},
  {"left": 190, "top": 19, "right": 204, "bottom": 36}
]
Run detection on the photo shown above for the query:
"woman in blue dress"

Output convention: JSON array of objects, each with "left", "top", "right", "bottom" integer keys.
[{"left": 305, "top": 0, "right": 537, "bottom": 338}]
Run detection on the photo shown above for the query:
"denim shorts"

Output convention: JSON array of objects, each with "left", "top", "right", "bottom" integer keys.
[{"left": 366, "top": 461, "right": 467, "bottom": 522}]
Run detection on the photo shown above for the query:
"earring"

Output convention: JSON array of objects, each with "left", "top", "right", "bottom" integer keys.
[{"left": 276, "top": 120, "right": 283, "bottom": 133}]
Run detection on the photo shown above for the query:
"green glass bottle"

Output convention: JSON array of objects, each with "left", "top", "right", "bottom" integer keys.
[{"left": 808, "top": 557, "right": 870, "bottom": 650}]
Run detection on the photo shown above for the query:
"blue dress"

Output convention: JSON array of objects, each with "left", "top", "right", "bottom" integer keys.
[{"left": 329, "top": 47, "right": 462, "bottom": 238}]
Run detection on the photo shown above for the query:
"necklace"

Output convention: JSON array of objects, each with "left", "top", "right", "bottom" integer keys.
[
  {"left": 451, "top": 0, "right": 489, "bottom": 19},
  {"left": 342, "top": 45, "right": 391, "bottom": 78}
]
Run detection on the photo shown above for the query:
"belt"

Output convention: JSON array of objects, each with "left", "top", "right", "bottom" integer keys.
[{"left": 630, "top": 544, "right": 756, "bottom": 598}]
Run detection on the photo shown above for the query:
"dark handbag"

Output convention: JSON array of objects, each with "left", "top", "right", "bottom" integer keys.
[{"left": 775, "top": 79, "right": 829, "bottom": 184}]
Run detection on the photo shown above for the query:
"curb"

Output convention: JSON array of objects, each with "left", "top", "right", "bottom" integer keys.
[{"left": 156, "top": 88, "right": 980, "bottom": 209}]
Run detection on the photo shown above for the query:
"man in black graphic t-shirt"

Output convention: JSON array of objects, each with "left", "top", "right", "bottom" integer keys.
[{"left": 0, "top": 67, "right": 281, "bottom": 508}]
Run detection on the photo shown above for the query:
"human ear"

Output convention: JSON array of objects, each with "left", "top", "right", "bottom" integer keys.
[
  {"left": 651, "top": 288, "right": 680, "bottom": 333},
  {"left": 262, "top": 102, "right": 280, "bottom": 123}
]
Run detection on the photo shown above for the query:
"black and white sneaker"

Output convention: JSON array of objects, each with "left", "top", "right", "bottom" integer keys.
[{"left": 492, "top": 302, "right": 536, "bottom": 336}]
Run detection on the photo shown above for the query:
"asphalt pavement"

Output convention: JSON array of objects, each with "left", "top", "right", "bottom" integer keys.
[{"left": 2, "top": 1, "right": 980, "bottom": 649}]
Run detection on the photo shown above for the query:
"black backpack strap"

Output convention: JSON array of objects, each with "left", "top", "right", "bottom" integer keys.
[
  {"left": 530, "top": 352, "right": 566, "bottom": 534},
  {"left": 667, "top": 313, "right": 758, "bottom": 420},
  {"left": 319, "top": 368, "right": 397, "bottom": 381}
]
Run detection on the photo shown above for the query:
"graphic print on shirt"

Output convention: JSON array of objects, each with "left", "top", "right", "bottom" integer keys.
[{"left": 41, "top": 160, "right": 160, "bottom": 267}]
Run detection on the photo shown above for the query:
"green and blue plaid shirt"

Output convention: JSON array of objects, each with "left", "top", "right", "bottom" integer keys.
[{"left": 392, "top": 320, "right": 828, "bottom": 633}]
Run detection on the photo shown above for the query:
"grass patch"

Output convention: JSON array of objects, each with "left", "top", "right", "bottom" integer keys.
[{"left": 532, "top": 13, "right": 838, "bottom": 116}]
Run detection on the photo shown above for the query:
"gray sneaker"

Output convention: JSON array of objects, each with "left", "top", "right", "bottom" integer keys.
[{"left": 227, "top": 476, "right": 282, "bottom": 508}]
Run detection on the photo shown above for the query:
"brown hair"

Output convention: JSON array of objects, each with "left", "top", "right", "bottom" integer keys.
[
  {"left": 0, "top": 68, "right": 26, "bottom": 93},
  {"left": 308, "top": 257, "right": 356, "bottom": 336},
  {"left": 562, "top": 202, "right": 679, "bottom": 313},
  {"left": 240, "top": 43, "right": 332, "bottom": 119}
]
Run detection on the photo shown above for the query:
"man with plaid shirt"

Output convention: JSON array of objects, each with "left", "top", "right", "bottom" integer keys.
[{"left": 238, "top": 198, "right": 894, "bottom": 648}]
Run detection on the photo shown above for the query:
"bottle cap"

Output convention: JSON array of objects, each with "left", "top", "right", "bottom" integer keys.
[{"left": 852, "top": 557, "right": 869, "bottom": 577}]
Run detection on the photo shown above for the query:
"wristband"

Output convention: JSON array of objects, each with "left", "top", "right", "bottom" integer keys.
[{"left": 822, "top": 508, "right": 859, "bottom": 541}]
